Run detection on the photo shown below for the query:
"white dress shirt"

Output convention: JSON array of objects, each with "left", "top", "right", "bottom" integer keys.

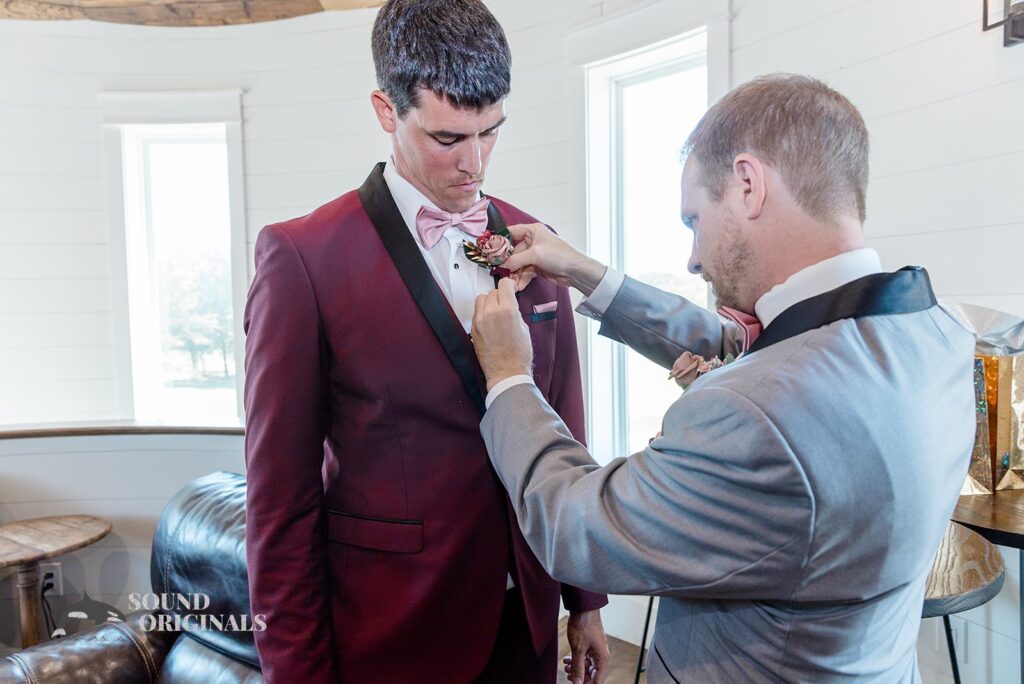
[
  {"left": 382, "top": 161, "right": 515, "bottom": 589},
  {"left": 486, "top": 248, "right": 884, "bottom": 407},
  {"left": 382, "top": 161, "right": 494, "bottom": 334}
]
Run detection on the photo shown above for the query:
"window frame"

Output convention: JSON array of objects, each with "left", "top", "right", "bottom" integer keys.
[
  {"left": 99, "top": 90, "right": 248, "bottom": 424},
  {"left": 566, "top": 0, "right": 730, "bottom": 464}
]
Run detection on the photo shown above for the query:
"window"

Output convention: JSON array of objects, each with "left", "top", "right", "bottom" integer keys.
[
  {"left": 121, "top": 124, "right": 238, "bottom": 423},
  {"left": 585, "top": 31, "right": 711, "bottom": 460},
  {"left": 100, "top": 91, "right": 247, "bottom": 425}
]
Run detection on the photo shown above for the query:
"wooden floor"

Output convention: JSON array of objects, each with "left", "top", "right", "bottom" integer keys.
[{"left": 557, "top": 617, "right": 647, "bottom": 683}]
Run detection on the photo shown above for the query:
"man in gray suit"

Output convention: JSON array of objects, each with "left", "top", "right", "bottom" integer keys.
[{"left": 470, "top": 74, "right": 975, "bottom": 682}]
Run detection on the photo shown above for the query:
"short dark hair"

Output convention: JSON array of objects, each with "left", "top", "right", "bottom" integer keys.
[
  {"left": 372, "top": 0, "right": 512, "bottom": 117},
  {"left": 683, "top": 74, "right": 870, "bottom": 223}
]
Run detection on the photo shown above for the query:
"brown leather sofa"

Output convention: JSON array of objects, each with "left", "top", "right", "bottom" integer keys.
[{"left": 0, "top": 471, "right": 264, "bottom": 683}]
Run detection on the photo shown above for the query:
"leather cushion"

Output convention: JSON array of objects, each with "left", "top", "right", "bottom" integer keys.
[
  {"left": 150, "top": 471, "right": 260, "bottom": 667},
  {"left": 160, "top": 633, "right": 263, "bottom": 684},
  {"left": 0, "top": 611, "right": 176, "bottom": 684}
]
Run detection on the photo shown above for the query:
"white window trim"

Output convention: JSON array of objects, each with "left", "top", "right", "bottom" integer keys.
[
  {"left": 563, "top": 0, "right": 730, "bottom": 645},
  {"left": 98, "top": 90, "right": 248, "bottom": 423},
  {"left": 567, "top": 0, "right": 729, "bottom": 464}
]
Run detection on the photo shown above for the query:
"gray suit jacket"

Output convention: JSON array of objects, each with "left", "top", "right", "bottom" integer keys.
[{"left": 481, "top": 275, "right": 975, "bottom": 682}]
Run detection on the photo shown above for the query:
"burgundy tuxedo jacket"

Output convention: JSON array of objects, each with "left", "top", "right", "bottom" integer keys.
[{"left": 243, "top": 164, "right": 606, "bottom": 683}]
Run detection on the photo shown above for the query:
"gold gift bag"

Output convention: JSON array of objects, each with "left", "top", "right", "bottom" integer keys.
[
  {"left": 995, "top": 356, "right": 1024, "bottom": 489},
  {"left": 944, "top": 304, "right": 1024, "bottom": 495},
  {"left": 963, "top": 357, "right": 995, "bottom": 494}
]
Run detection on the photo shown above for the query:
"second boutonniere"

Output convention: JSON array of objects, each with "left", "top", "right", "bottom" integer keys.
[
  {"left": 463, "top": 229, "right": 514, "bottom": 276},
  {"left": 668, "top": 351, "right": 736, "bottom": 389}
]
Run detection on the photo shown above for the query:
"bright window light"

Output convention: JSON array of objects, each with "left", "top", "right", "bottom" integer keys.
[
  {"left": 619, "top": 62, "right": 709, "bottom": 453},
  {"left": 586, "top": 29, "right": 710, "bottom": 461},
  {"left": 121, "top": 123, "right": 238, "bottom": 423}
]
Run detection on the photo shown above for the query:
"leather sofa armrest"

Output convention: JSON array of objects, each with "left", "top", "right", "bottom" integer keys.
[{"left": 0, "top": 611, "right": 178, "bottom": 684}]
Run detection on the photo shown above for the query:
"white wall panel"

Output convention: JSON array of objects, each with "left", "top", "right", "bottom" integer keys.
[
  {"left": 0, "top": 278, "right": 111, "bottom": 314},
  {"left": 0, "top": 210, "right": 107, "bottom": 245}
]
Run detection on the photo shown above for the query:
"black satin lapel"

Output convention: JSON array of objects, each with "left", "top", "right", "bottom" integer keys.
[
  {"left": 357, "top": 163, "right": 487, "bottom": 414},
  {"left": 486, "top": 200, "right": 507, "bottom": 289},
  {"left": 747, "top": 267, "right": 938, "bottom": 354}
]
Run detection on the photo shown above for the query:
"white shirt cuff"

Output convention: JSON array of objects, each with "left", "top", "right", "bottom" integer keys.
[
  {"left": 575, "top": 268, "right": 625, "bottom": 320},
  {"left": 485, "top": 375, "right": 536, "bottom": 409}
]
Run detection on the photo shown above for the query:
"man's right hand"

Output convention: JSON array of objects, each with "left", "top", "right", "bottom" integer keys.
[{"left": 505, "top": 223, "right": 607, "bottom": 296}]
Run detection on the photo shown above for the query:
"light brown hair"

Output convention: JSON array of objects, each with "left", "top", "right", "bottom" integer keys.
[{"left": 683, "top": 74, "right": 869, "bottom": 223}]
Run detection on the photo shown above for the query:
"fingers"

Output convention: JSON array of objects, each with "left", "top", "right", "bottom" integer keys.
[
  {"left": 513, "top": 266, "right": 538, "bottom": 292},
  {"left": 502, "top": 250, "right": 532, "bottom": 274},
  {"left": 569, "top": 647, "right": 585, "bottom": 684},
  {"left": 594, "top": 650, "right": 610, "bottom": 684},
  {"left": 503, "top": 223, "right": 545, "bottom": 273},
  {"left": 496, "top": 276, "right": 517, "bottom": 306},
  {"left": 471, "top": 293, "right": 487, "bottom": 336}
]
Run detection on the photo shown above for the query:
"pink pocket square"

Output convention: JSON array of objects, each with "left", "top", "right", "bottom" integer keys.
[{"left": 532, "top": 301, "right": 557, "bottom": 314}]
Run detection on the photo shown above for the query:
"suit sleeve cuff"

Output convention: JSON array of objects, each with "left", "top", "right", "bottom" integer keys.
[
  {"left": 561, "top": 586, "right": 610, "bottom": 612},
  {"left": 485, "top": 375, "right": 536, "bottom": 410},
  {"left": 575, "top": 268, "right": 626, "bottom": 320}
]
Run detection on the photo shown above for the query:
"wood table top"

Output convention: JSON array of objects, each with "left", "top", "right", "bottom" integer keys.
[
  {"left": 0, "top": 515, "right": 112, "bottom": 568},
  {"left": 952, "top": 490, "right": 1024, "bottom": 549},
  {"left": 924, "top": 521, "right": 1005, "bottom": 617}
]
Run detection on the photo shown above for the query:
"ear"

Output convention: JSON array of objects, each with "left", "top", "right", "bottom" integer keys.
[
  {"left": 371, "top": 90, "right": 398, "bottom": 134},
  {"left": 732, "top": 153, "right": 768, "bottom": 220}
]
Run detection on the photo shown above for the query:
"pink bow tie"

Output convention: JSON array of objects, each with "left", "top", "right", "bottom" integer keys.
[
  {"left": 415, "top": 198, "right": 490, "bottom": 249},
  {"left": 718, "top": 306, "right": 763, "bottom": 353}
]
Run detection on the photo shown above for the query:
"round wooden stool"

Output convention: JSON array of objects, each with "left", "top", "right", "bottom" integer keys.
[
  {"left": 923, "top": 521, "right": 1005, "bottom": 684},
  {"left": 0, "top": 514, "right": 112, "bottom": 648}
]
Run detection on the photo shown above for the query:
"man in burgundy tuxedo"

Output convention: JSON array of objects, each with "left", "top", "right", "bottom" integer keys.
[{"left": 243, "top": 1, "right": 609, "bottom": 682}]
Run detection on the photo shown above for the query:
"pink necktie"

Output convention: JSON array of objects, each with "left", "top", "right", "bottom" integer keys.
[
  {"left": 718, "top": 306, "right": 763, "bottom": 353},
  {"left": 415, "top": 198, "right": 490, "bottom": 249}
]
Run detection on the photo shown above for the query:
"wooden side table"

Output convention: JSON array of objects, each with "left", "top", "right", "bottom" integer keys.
[
  {"left": 0, "top": 515, "right": 112, "bottom": 648},
  {"left": 952, "top": 490, "right": 1024, "bottom": 683}
]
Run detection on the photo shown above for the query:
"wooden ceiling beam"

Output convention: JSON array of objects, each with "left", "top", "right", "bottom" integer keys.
[{"left": 0, "top": 0, "right": 383, "bottom": 25}]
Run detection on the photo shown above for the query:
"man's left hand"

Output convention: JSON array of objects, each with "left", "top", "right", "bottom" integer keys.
[
  {"left": 472, "top": 278, "right": 534, "bottom": 392},
  {"left": 564, "top": 609, "right": 611, "bottom": 684}
]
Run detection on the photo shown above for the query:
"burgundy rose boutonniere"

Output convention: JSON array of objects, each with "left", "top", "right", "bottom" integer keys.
[
  {"left": 668, "top": 351, "right": 736, "bottom": 389},
  {"left": 463, "top": 229, "right": 514, "bottom": 276}
]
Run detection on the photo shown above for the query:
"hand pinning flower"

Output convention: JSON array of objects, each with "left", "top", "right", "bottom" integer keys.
[{"left": 668, "top": 351, "right": 735, "bottom": 388}]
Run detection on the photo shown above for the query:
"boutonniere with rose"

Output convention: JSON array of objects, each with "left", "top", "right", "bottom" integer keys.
[
  {"left": 668, "top": 351, "right": 736, "bottom": 389},
  {"left": 463, "top": 228, "right": 514, "bottom": 277}
]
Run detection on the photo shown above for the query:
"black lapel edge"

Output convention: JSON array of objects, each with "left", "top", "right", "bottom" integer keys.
[
  {"left": 485, "top": 198, "right": 508, "bottom": 288},
  {"left": 747, "top": 267, "right": 937, "bottom": 354},
  {"left": 357, "top": 163, "right": 487, "bottom": 414}
]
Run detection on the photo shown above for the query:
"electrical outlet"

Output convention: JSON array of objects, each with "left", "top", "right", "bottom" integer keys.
[{"left": 39, "top": 562, "right": 63, "bottom": 596}]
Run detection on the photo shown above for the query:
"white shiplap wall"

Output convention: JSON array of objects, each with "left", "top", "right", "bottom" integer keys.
[{"left": 729, "top": 1, "right": 1024, "bottom": 682}]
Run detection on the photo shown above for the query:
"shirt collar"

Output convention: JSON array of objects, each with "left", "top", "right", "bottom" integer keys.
[
  {"left": 754, "top": 248, "right": 883, "bottom": 327},
  {"left": 382, "top": 159, "right": 438, "bottom": 243},
  {"left": 381, "top": 159, "right": 484, "bottom": 248}
]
